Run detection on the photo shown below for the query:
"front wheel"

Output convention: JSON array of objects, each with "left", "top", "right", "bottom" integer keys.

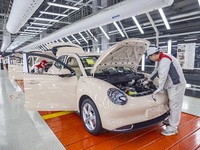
[{"left": 81, "top": 98, "right": 103, "bottom": 135}]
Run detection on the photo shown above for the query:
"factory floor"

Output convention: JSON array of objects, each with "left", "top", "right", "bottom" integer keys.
[{"left": 1, "top": 70, "right": 200, "bottom": 150}]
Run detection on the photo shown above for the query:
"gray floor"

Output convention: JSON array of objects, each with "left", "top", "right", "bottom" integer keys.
[
  {"left": 182, "top": 96, "right": 200, "bottom": 117},
  {"left": 0, "top": 70, "right": 65, "bottom": 150}
]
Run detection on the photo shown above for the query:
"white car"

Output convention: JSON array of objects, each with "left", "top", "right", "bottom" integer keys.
[
  {"left": 23, "top": 39, "right": 169, "bottom": 135},
  {"left": 8, "top": 51, "right": 55, "bottom": 80}
]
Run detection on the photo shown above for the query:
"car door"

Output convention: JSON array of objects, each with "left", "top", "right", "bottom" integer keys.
[{"left": 23, "top": 55, "right": 78, "bottom": 111}]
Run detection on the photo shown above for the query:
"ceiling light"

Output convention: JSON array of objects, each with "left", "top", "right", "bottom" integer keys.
[
  {"left": 41, "top": 44, "right": 48, "bottom": 50},
  {"left": 79, "top": 32, "right": 88, "bottom": 43},
  {"left": 198, "top": 0, "right": 200, "bottom": 6},
  {"left": 168, "top": 39, "right": 172, "bottom": 54},
  {"left": 40, "top": 11, "right": 68, "bottom": 17},
  {"left": 19, "top": 34, "right": 36, "bottom": 37},
  {"left": 99, "top": 26, "right": 110, "bottom": 40},
  {"left": 30, "top": 22, "right": 53, "bottom": 26},
  {"left": 24, "top": 29, "right": 43, "bottom": 33},
  {"left": 87, "top": 30, "right": 98, "bottom": 42},
  {"left": 27, "top": 26, "right": 47, "bottom": 30},
  {"left": 132, "top": 16, "right": 144, "bottom": 34},
  {"left": 158, "top": 8, "right": 170, "bottom": 30},
  {"left": 59, "top": 38, "right": 64, "bottom": 42},
  {"left": 20, "top": 32, "right": 38, "bottom": 35},
  {"left": 65, "top": 37, "right": 72, "bottom": 43},
  {"left": 184, "top": 38, "right": 197, "bottom": 42},
  {"left": 34, "top": 17, "right": 59, "bottom": 22},
  {"left": 141, "top": 54, "right": 145, "bottom": 71},
  {"left": 47, "top": 2, "right": 79, "bottom": 10},
  {"left": 71, "top": 35, "right": 81, "bottom": 44},
  {"left": 113, "top": 21, "right": 125, "bottom": 37}
]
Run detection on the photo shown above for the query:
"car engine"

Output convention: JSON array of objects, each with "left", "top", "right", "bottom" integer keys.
[{"left": 94, "top": 67, "right": 157, "bottom": 97}]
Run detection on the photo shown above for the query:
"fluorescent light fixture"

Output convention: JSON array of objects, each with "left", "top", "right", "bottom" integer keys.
[
  {"left": 37, "top": 46, "right": 41, "bottom": 50},
  {"left": 47, "top": 2, "right": 79, "bottom": 10},
  {"left": 34, "top": 17, "right": 59, "bottom": 22},
  {"left": 198, "top": 0, "right": 200, "bottom": 6},
  {"left": 79, "top": 32, "right": 88, "bottom": 43},
  {"left": 20, "top": 32, "right": 38, "bottom": 35},
  {"left": 186, "top": 84, "right": 191, "bottom": 88},
  {"left": 30, "top": 22, "right": 53, "bottom": 26},
  {"left": 87, "top": 30, "right": 98, "bottom": 42},
  {"left": 65, "top": 37, "right": 72, "bottom": 43},
  {"left": 19, "top": 33, "right": 36, "bottom": 36},
  {"left": 141, "top": 54, "right": 145, "bottom": 71},
  {"left": 132, "top": 16, "right": 144, "bottom": 34},
  {"left": 168, "top": 39, "right": 172, "bottom": 54},
  {"left": 24, "top": 29, "right": 43, "bottom": 32},
  {"left": 59, "top": 38, "right": 64, "bottom": 42},
  {"left": 27, "top": 26, "right": 47, "bottom": 30},
  {"left": 41, "top": 44, "right": 47, "bottom": 50},
  {"left": 71, "top": 35, "right": 81, "bottom": 44},
  {"left": 184, "top": 38, "right": 197, "bottom": 42},
  {"left": 99, "top": 26, "right": 110, "bottom": 40},
  {"left": 40, "top": 11, "right": 68, "bottom": 17},
  {"left": 39, "top": 45, "right": 45, "bottom": 51},
  {"left": 97, "top": 47, "right": 100, "bottom": 53},
  {"left": 113, "top": 21, "right": 125, "bottom": 37},
  {"left": 158, "top": 8, "right": 170, "bottom": 30}
]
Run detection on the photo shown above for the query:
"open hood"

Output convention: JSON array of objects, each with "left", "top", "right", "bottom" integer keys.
[{"left": 91, "top": 38, "right": 150, "bottom": 75}]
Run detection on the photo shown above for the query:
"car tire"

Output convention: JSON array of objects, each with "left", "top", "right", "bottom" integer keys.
[{"left": 81, "top": 98, "right": 103, "bottom": 135}]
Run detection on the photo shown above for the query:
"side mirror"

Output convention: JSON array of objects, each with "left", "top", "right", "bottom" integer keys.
[{"left": 58, "top": 68, "right": 73, "bottom": 77}]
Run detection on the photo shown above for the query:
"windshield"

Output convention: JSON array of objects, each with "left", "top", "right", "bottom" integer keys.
[{"left": 80, "top": 56, "right": 99, "bottom": 75}]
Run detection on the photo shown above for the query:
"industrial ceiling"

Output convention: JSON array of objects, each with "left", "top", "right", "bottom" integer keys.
[{"left": 0, "top": 0, "right": 200, "bottom": 53}]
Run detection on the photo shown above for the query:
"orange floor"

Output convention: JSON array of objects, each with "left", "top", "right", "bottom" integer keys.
[{"left": 17, "top": 80, "right": 200, "bottom": 150}]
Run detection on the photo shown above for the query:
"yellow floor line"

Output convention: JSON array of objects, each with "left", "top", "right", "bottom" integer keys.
[{"left": 42, "top": 111, "right": 73, "bottom": 120}]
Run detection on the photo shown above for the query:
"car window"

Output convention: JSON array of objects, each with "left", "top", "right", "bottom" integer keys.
[
  {"left": 80, "top": 56, "right": 99, "bottom": 67},
  {"left": 80, "top": 56, "right": 99, "bottom": 75},
  {"left": 54, "top": 55, "right": 67, "bottom": 69}
]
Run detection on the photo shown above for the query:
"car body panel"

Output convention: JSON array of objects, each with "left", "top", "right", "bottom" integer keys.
[
  {"left": 24, "top": 73, "right": 78, "bottom": 111},
  {"left": 91, "top": 38, "right": 150, "bottom": 74},
  {"left": 77, "top": 76, "right": 168, "bottom": 130}
]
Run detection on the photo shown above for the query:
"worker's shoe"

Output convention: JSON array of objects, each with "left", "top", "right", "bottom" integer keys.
[
  {"left": 162, "top": 119, "right": 169, "bottom": 125},
  {"left": 161, "top": 126, "right": 178, "bottom": 136}
]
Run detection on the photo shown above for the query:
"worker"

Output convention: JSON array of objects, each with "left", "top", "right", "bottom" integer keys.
[
  {"left": 33, "top": 59, "right": 48, "bottom": 74},
  {"left": 146, "top": 47, "right": 186, "bottom": 136}
]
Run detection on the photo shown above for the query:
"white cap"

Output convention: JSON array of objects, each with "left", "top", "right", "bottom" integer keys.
[{"left": 146, "top": 47, "right": 159, "bottom": 58}]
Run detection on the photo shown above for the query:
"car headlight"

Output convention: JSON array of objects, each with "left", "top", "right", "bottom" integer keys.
[{"left": 107, "top": 88, "right": 128, "bottom": 105}]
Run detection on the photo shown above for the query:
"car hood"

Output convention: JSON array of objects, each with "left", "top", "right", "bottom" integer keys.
[{"left": 91, "top": 38, "right": 150, "bottom": 74}]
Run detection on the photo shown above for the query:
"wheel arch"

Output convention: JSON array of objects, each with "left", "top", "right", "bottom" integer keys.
[{"left": 79, "top": 95, "right": 93, "bottom": 112}]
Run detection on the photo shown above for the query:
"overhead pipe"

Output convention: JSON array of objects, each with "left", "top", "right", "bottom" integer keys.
[
  {"left": 0, "top": 29, "right": 11, "bottom": 52},
  {"left": 16, "top": 0, "right": 174, "bottom": 52},
  {"left": 6, "top": 0, "right": 44, "bottom": 34}
]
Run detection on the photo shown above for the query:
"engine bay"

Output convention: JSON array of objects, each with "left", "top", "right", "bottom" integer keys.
[{"left": 94, "top": 67, "right": 157, "bottom": 97}]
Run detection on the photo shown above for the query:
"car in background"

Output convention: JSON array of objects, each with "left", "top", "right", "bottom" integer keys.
[
  {"left": 8, "top": 50, "right": 55, "bottom": 80},
  {"left": 23, "top": 39, "right": 169, "bottom": 135}
]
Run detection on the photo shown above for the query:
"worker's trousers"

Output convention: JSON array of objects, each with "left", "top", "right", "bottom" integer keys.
[{"left": 167, "top": 83, "right": 186, "bottom": 130}]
